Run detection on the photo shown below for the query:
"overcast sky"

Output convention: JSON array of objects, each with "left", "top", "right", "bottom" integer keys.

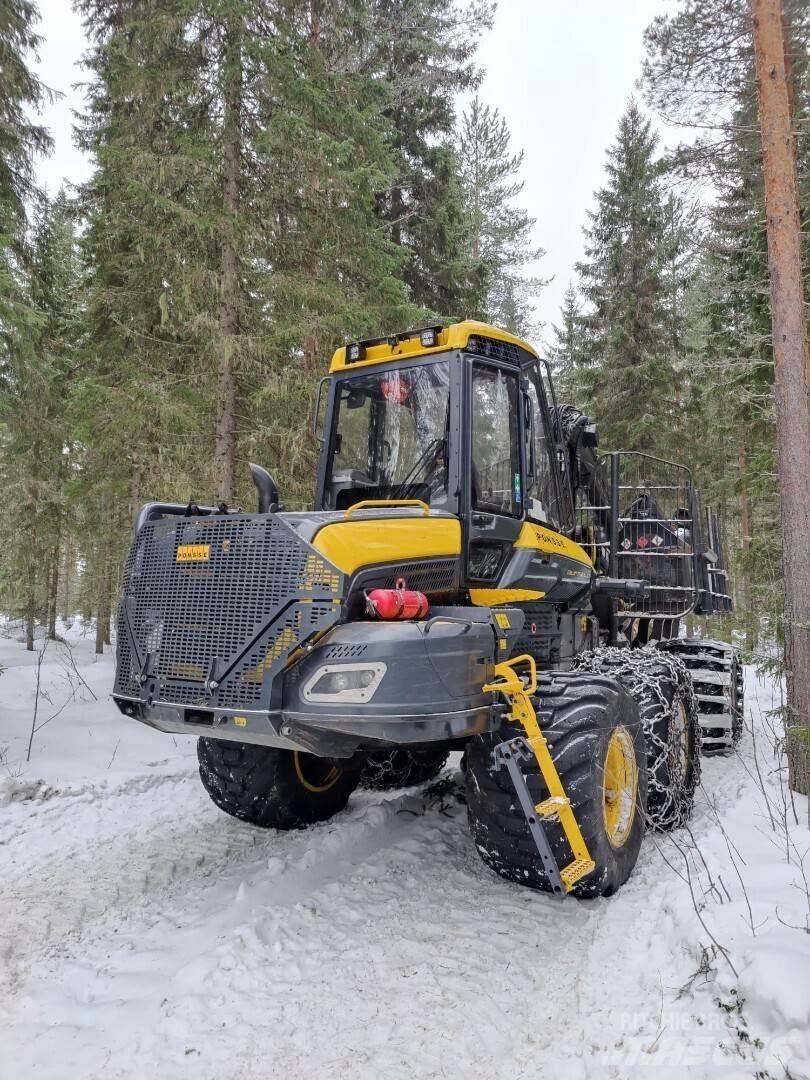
[{"left": 32, "top": 0, "right": 679, "bottom": 343}]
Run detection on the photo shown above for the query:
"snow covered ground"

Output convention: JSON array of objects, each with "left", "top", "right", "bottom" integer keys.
[{"left": 1, "top": 623, "right": 809, "bottom": 1080}]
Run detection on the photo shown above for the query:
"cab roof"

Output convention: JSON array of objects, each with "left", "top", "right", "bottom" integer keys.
[{"left": 329, "top": 319, "right": 539, "bottom": 374}]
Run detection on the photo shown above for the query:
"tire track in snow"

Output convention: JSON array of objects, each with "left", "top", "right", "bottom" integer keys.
[
  {"left": 0, "top": 770, "right": 433, "bottom": 998},
  {"left": 3, "top": 790, "right": 599, "bottom": 1080}
]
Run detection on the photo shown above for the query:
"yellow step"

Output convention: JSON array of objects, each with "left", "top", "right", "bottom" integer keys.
[
  {"left": 534, "top": 796, "right": 570, "bottom": 819},
  {"left": 560, "top": 858, "right": 596, "bottom": 890}
]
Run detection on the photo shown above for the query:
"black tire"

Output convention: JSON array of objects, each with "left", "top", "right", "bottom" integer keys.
[
  {"left": 574, "top": 647, "right": 700, "bottom": 830},
  {"left": 466, "top": 671, "right": 647, "bottom": 898},
  {"left": 197, "top": 738, "right": 359, "bottom": 829},
  {"left": 358, "top": 748, "right": 450, "bottom": 790}
]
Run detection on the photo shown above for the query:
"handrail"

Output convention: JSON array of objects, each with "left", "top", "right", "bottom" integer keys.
[
  {"left": 343, "top": 499, "right": 431, "bottom": 518},
  {"left": 483, "top": 653, "right": 538, "bottom": 696}
]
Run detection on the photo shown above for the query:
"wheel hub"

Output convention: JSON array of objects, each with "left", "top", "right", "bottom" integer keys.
[{"left": 602, "top": 726, "right": 638, "bottom": 848}]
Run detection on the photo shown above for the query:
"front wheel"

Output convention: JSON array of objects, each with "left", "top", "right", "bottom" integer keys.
[
  {"left": 466, "top": 671, "right": 647, "bottom": 898},
  {"left": 197, "top": 738, "right": 359, "bottom": 829}
]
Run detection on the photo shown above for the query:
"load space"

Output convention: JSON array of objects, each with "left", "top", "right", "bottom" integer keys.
[{"left": 113, "top": 320, "right": 742, "bottom": 899}]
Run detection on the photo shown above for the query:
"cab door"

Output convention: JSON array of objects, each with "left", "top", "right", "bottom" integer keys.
[
  {"left": 464, "top": 358, "right": 527, "bottom": 587},
  {"left": 464, "top": 352, "right": 590, "bottom": 603},
  {"left": 521, "top": 360, "right": 575, "bottom": 535}
]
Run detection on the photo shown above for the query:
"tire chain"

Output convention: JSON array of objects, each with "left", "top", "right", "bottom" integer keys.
[
  {"left": 572, "top": 646, "right": 701, "bottom": 829},
  {"left": 358, "top": 748, "right": 448, "bottom": 791}
]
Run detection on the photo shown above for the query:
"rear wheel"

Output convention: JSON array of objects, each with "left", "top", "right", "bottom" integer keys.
[
  {"left": 660, "top": 638, "right": 744, "bottom": 752},
  {"left": 358, "top": 748, "right": 449, "bottom": 790},
  {"left": 466, "top": 671, "right": 647, "bottom": 898},
  {"left": 573, "top": 647, "right": 700, "bottom": 830},
  {"left": 197, "top": 738, "right": 359, "bottom": 829}
]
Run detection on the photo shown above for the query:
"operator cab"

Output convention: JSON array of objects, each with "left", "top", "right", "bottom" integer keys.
[{"left": 315, "top": 321, "right": 576, "bottom": 584}]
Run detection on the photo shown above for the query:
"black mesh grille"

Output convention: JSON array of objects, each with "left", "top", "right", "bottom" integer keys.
[
  {"left": 466, "top": 334, "right": 524, "bottom": 366},
  {"left": 379, "top": 558, "right": 458, "bottom": 594},
  {"left": 114, "top": 514, "right": 343, "bottom": 710},
  {"left": 513, "top": 605, "right": 559, "bottom": 665},
  {"left": 323, "top": 643, "right": 368, "bottom": 660}
]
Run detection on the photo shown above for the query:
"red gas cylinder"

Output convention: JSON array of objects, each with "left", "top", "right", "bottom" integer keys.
[{"left": 365, "top": 578, "right": 429, "bottom": 620}]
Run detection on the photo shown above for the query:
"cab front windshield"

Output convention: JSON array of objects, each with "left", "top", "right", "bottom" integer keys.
[{"left": 324, "top": 361, "right": 450, "bottom": 511}]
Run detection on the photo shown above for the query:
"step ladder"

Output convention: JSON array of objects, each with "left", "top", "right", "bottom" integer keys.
[{"left": 484, "top": 656, "right": 596, "bottom": 895}]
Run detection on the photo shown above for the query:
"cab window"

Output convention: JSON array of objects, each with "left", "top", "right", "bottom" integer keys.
[
  {"left": 525, "top": 370, "right": 572, "bottom": 530},
  {"left": 471, "top": 364, "right": 521, "bottom": 517},
  {"left": 325, "top": 361, "right": 450, "bottom": 510}
]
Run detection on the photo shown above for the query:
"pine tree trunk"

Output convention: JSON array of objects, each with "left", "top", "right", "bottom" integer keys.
[
  {"left": 95, "top": 487, "right": 111, "bottom": 655},
  {"left": 130, "top": 461, "right": 142, "bottom": 524},
  {"left": 103, "top": 512, "right": 116, "bottom": 648},
  {"left": 61, "top": 533, "right": 72, "bottom": 623},
  {"left": 737, "top": 437, "right": 754, "bottom": 651},
  {"left": 94, "top": 572, "right": 106, "bottom": 656},
  {"left": 214, "top": 19, "right": 242, "bottom": 506},
  {"left": 391, "top": 184, "right": 404, "bottom": 248},
  {"left": 103, "top": 551, "right": 113, "bottom": 648},
  {"left": 46, "top": 531, "right": 60, "bottom": 640},
  {"left": 25, "top": 570, "right": 35, "bottom": 652},
  {"left": 752, "top": 0, "right": 810, "bottom": 799},
  {"left": 24, "top": 468, "right": 39, "bottom": 651}
]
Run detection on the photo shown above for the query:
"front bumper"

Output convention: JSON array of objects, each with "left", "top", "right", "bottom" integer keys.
[{"left": 114, "top": 608, "right": 523, "bottom": 757}]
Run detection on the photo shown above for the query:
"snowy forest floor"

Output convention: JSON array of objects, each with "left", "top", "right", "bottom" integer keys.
[{"left": 1, "top": 624, "right": 809, "bottom": 1080}]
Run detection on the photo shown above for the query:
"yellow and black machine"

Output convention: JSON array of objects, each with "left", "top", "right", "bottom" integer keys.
[{"left": 113, "top": 321, "right": 741, "bottom": 897}]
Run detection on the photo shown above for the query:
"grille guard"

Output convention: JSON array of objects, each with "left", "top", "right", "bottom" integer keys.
[{"left": 113, "top": 511, "right": 345, "bottom": 713}]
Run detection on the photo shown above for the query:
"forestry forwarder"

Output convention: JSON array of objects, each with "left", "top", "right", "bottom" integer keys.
[{"left": 113, "top": 321, "right": 742, "bottom": 897}]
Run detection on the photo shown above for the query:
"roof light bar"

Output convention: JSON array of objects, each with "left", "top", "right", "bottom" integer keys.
[{"left": 343, "top": 325, "right": 444, "bottom": 362}]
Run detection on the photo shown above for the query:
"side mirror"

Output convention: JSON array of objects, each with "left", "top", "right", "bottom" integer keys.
[
  {"left": 312, "top": 376, "right": 329, "bottom": 447},
  {"left": 249, "top": 462, "right": 279, "bottom": 513}
]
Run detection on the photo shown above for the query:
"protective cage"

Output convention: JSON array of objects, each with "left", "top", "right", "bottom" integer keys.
[
  {"left": 577, "top": 451, "right": 730, "bottom": 620},
  {"left": 114, "top": 513, "right": 345, "bottom": 714}
]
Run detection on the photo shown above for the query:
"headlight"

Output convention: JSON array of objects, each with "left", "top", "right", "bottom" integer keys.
[{"left": 302, "top": 662, "right": 386, "bottom": 704}]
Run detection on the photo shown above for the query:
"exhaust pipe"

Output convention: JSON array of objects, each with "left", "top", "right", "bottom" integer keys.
[{"left": 249, "top": 463, "right": 279, "bottom": 513}]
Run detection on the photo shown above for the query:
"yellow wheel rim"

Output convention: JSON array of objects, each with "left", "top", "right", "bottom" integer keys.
[
  {"left": 602, "top": 726, "right": 638, "bottom": 848},
  {"left": 293, "top": 752, "right": 342, "bottom": 794}
]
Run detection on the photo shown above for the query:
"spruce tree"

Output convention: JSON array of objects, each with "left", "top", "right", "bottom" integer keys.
[
  {"left": 575, "top": 101, "right": 677, "bottom": 455},
  {"left": 548, "top": 284, "right": 588, "bottom": 404},
  {"left": 370, "top": 0, "right": 493, "bottom": 317},
  {"left": 0, "top": 0, "right": 54, "bottom": 643},
  {"left": 75, "top": 0, "right": 415, "bottom": 524},
  {"left": 459, "top": 96, "right": 545, "bottom": 338},
  {"left": 0, "top": 0, "right": 51, "bottom": 297},
  {"left": 0, "top": 196, "right": 81, "bottom": 647}
]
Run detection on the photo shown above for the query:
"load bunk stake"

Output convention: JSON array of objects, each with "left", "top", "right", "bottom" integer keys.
[{"left": 485, "top": 655, "right": 596, "bottom": 895}]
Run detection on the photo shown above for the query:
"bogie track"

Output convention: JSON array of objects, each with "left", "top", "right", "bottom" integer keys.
[{"left": 659, "top": 639, "right": 743, "bottom": 753}]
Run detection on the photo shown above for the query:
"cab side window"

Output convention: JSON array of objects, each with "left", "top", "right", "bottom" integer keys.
[
  {"left": 471, "top": 364, "right": 521, "bottom": 517},
  {"left": 525, "top": 370, "right": 572, "bottom": 530}
]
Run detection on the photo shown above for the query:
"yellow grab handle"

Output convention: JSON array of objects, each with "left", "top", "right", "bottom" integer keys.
[
  {"left": 483, "top": 654, "right": 537, "bottom": 696},
  {"left": 343, "top": 499, "right": 431, "bottom": 518}
]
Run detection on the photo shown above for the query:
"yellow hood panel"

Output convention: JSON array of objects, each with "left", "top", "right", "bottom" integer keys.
[
  {"left": 312, "top": 515, "right": 461, "bottom": 576},
  {"left": 515, "top": 522, "right": 593, "bottom": 567}
]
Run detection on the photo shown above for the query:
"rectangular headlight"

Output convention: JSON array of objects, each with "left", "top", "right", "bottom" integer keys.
[{"left": 302, "top": 662, "right": 386, "bottom": 704}]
